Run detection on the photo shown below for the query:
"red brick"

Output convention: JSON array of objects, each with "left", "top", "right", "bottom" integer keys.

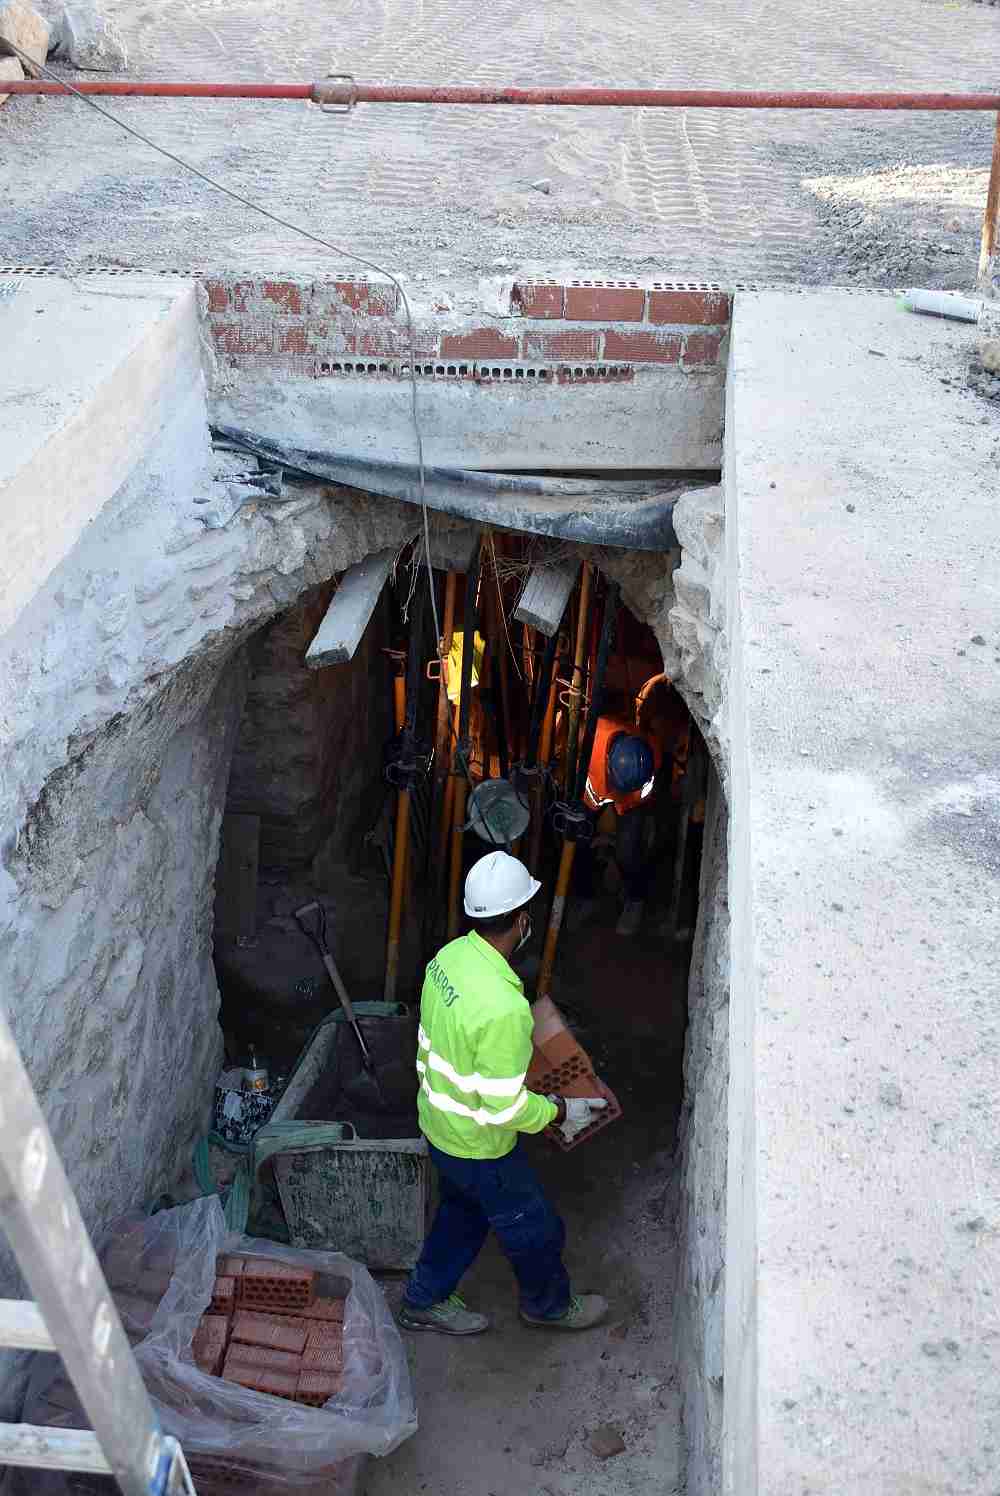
[
  {"left": 211, "top": 1276, "right": 235, "bottom": 1315},
  {"left": 440, "top": 328, "right": 519, "bottom": 360},
  {"left": 510, "top": 281, "right": 565, "bottom": 319},
  {"left": 261, "top": 280, "right": 305, "bottom": 315},
  {"left": 682, "top": 331, "right": 724, "bottom": 365},
  {"left": 223, "top": 1356, "right": 298, "bottom": 1401},
  {"left": 277, "top": 325, "right": 309, "bottom": 355},
  {"left": 603, "top": 329, "right": 682, "bottom": 363},
  {"left": 357, "top": 328, "right": 439, "bottom": 359},
  {"left": 225, "top": 1344, "right": 302, "bottom": 1376},
  {"left": 302, "top": 1343, "right": 344, "bottom": 1374},
  {"left": 647, "top": 289, "right": 731, "bottom": 326},
  {"left": 192, "top": 1320, "right": 227, "bottom": 1376},
  {"left": 227, "top": 282, "right": 258, "bottom": 314},
  {"left": 297, "top": 1371, "right": 343, "bottom": 1408},
  {"left": 203, "top": 281, "right": 230, "bottom": 314},
  {"left": 307, "top": 1324, "right": 345, "bottom": 1350},
  {"left": 210, "top": 322, "right": 275, "bottom": 358},
  {"left": 564, "top": 284, "right": 645, "bottom": 322},
  {"left": 549, "top": 1078, "right": 623, "bottom": 1153},
  {"left": 240, "top": 1260, "right": 315, "bottom": 1311},
  {"left": 314, "top": 280, "right": 399, "bottom": 316},
  {"left": 522, "top": 331, "right": 602, "bottom": 361},
  {"left": 232, "top": 1311, "right": 309, "bottom": 1356}
]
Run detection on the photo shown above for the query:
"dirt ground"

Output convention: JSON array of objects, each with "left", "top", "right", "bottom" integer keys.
[
  {"left": 1, "top": 0, "right": 998, "bottom": 287},
  {"left": 367, "top": 903, "right": 691, "bottom": 1496}
]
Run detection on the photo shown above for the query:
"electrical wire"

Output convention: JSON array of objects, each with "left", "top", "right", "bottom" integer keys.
[{"left": 3, "top": 41, "right": 444, "bottom": 658}]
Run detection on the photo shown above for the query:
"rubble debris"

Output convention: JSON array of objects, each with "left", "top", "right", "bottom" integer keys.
[
  {"left": 588, "top": 1423, "right": 627, "bottom": 1459},
  {"left": 0, "top": 52, "right": 23, "bottom": 103},
  {"left": 0, "top": 0, "right": 50, "bottom": 76},
  {"left": 34, "top": 0, "right": 127, "bottom": 70}
]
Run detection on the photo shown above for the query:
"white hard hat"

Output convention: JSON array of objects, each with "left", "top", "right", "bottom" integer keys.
[{"left": 464, "top": 851, "right": 542, "bottom": 919}]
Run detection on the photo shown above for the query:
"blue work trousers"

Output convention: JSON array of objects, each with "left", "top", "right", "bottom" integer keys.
[{"left": 404, "top": 1141, "right": 571, "bottom": 1320}]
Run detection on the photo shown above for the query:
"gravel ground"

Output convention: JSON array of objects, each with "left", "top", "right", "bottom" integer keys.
[{"left": 0, "top": 0, "right": 998, "bottom": 286}]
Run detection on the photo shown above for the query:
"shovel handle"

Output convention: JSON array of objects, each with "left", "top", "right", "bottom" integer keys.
[{"left": 320, "top": 951, "right": 356, "bottom": 1019}]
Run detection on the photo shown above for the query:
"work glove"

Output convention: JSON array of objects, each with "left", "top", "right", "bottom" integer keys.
[{"left": 548, "top": 1094, "right": 608, "bottom": 1144}]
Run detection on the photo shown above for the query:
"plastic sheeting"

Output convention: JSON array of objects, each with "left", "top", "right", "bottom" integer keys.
[{"left": 17, "top": 1197, "right": 417, "bottom": 1493}]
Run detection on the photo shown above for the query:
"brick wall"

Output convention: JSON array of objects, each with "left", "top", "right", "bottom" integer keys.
[{"left": 201, "top": 274, "right": 731, "bottom": 385}]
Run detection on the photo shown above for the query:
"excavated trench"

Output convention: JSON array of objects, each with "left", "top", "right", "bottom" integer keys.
[
  {"left": 0, "top": 317, "right": 731, "bottom": 1493},
  {"left": 203, "top": 515, "right": 730, "bottom": 1496}
]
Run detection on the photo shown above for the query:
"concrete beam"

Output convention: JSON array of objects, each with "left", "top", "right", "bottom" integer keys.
[
  {"left": 212, "top": 365, "right": 723, "bottom": 474},
  {"left": 724, "top": 291, "right": 1000, "bottom": 1495},
  {"left": 514, "top": 561, "right": 578, "bottom": 635},
  {"left": 305, "top": 548, "right": 395, "bottom": 668},
  {"left": 0, "top": 276, "right": 200, "bottom": 642}
]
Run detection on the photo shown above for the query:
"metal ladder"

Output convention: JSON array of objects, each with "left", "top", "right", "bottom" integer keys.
[{"left": 0, "top": 1002, "right": 196, "bottom": 1495}]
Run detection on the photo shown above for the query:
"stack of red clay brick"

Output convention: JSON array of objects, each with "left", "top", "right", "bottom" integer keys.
[{"left": 191, "top": 1254, "right": 346, "bottom": 1408}]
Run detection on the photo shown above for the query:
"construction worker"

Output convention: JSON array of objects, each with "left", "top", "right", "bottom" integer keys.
[
  {"left": 399, "top": 851, "right": 609, "bottom": 1336},
  {"left": 579, "top": 713, "right": 662, "bottom": 936}
]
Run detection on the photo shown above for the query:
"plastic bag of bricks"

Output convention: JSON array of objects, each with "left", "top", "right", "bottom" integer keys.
[{"left": 13, "top": 1195, "right": 416, "bottom": 1495}]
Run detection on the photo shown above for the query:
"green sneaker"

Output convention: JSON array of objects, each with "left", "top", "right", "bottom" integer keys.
[
  {"left": 398, "top": 1293, "right": 490, "bottom": 1336},
  {"left": 520, "top": 1293, "right": 608, "bottom": 1330}
]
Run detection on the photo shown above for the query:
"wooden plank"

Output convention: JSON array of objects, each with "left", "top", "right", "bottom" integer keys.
[
  {"left": 514, "top": 561, "right": 578, "bottom": 636},
  {"left": 0, "top": 1424, "right": 111, "bottom": 1474},
  {"left": 305, "top": 548, "right": 395, "bottom": 668},
  {"left": 0, "top": 1300, "right": 55, "bottom": 1351},
  {"left": 214, "top": 813, "right": 260, "bottom": 941}
]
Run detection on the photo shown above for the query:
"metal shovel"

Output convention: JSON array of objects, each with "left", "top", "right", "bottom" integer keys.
[{"left": 294, "top": 900, "right": 385, "bottom": 1104}]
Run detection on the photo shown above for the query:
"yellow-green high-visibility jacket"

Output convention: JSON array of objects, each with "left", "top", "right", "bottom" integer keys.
[{"left": 416, "top": 932, "right": 558, "bottom": 1160}]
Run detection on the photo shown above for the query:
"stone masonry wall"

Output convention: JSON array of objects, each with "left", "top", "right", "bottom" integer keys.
[
  {"left": 0, "top": 350, "right": 418, "bottom": 1421},
  {"left": 225, "top": 582, "right": 393, "bottom": 873}
]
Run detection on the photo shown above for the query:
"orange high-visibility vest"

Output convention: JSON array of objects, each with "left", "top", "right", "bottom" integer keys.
[{"left": 583, "top": 715, "right": 663, "bottom": 817}]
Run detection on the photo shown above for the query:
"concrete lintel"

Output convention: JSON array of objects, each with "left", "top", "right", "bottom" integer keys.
[
  {"left": 0, "top": 276, "right": 200, "bottom": 641},
  {"left": 724, "top": 291, "right": 1000, "bottom": 1494},
  {"left": 305, "top": 547, "right": 395, "bottom": 668},
  {"left": 514, "top": 560, "right": 579, "bottom": 635},
  {"left": 211, "top": 365, "right": 724, "bottom": 473}
]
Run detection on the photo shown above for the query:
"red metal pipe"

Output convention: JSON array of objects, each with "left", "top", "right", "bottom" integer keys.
[{"left": 4, "top": 80, "right": 1000, "bottom": 109}]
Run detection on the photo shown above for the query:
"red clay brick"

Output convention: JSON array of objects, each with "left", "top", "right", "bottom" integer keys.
[
  {"left": 225, "top": 1343, "right": 302, "bottom": 1376},
  {"left": 647, "top": 289, "right": 731, "bottom": 326},
  {"left": 240, "top": 1260, "right": 314, "bottom": 1311},
  {"left": 550, "top": 1078, "right": 622, "bottom": 1153},
  {"left": 192, "top": 1319, "right": 228, "bottom": 1376},
  {"left": 302, "top": 1343, "right": 344, "bottom": 1374},
  {"left": 356, "top": 328, "right": 440, "bottom": 359},
  {"left": 261, "top": 280, "right": 306, "bottom": 315},
  {"left": 522, "top": 330, "right": 602, "bottom": 361},
  {"left": 440, "top": 328, "right": 519, "bottom": 360},
  {"left": 232, "top": 1311, "right": 309, "bottom": 1356},
  {"left": 682, "top": 331, "right": 724, "bottom": 365},
  {"left": 227, "top": 282, "right": 257, "bottom": 314},
  {"left": 510, "top": 281, "right": 565, "bottom": 319},
  {"left": 564, "top": 284, "right": 645, "bottom": 322},
  {"left": 210, "top": 323, "right": 276, "bottom": 358},
  {"left": 297, "top": 1371, "right": 343, "bottom": 1408},
  {"left": 603, "top": 329, "right": 682, "bottom": 363},
  {"left": 223, "top": 1356, "right": 298, "bottom": 1401},
  {"left": 314, "top": 280, "right": 399, "bottom": 316},
  {"left": 277, "top": 325, "right": 309, "bottom": 355},
  {"left": 307, "top": 1323, "right": 345, "bottom": 1350},
  {"left": 211, "top": 1276, "right": 235, "bottom": 1315},
  {"left": 203, "top": 281, "right": 230, "bottom": 314}
]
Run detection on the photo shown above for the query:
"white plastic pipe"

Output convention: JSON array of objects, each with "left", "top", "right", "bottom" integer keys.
[{"left": 902, "top": 288, "right": 983, "bottom": 322}]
